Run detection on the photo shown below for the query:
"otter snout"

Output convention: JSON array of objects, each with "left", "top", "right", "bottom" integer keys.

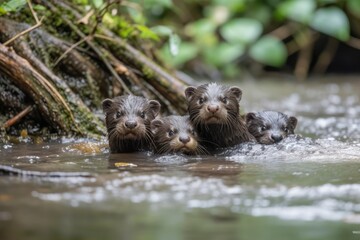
[
  {"left": 271, "top": 134, "right": 283, "bottom": 143},
  {"left": 179, "top": 135, "right": 191, "bottom": 144},
  {"left": 207, "top": 104, "right": 220, "bottom": 113},
  {"left": 125, "top": 120, "right": 138, "bottom": 129}
]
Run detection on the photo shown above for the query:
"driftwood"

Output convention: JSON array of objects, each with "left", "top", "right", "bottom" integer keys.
[
  {"left": 0, "top": 0, "right": 190, "bottom": 137},
  {"left": 0, "top": 165, "right": 93, "bottom": 178}
]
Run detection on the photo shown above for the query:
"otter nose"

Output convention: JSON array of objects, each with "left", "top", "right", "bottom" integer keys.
[
  {"left": 125, "top": 120, "right": 137, "bottom": 129},
  {"left": 207, "top": 104, "right": 219, "bottom": 113},
  {"left": 271, "top": 134, "right": 283, "bottom": 143},
  {"left": 179, "top": 135, "right": 190, "bottom": 144}
]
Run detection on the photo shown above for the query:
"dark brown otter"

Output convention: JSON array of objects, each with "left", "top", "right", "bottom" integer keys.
[
  {"left": 185, "top": 83, "right": 255, "bottom": 149},
  {"left": 102, "top": 95, "right": 161, "bottom": 153},
  {"left": 246, "top": 110, "right": 298, "bottom": 144},
  {"left": 151, "top": 115, "right": 206, "bottom": 155}
]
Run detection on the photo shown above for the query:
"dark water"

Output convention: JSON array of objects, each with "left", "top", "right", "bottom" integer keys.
[{"left": 1, "top": 79, "right": 360, "bottom": 240}]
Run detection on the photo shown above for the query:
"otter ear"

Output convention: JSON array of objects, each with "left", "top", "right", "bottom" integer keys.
[
  {"left": 148, "top": 100, "right": 161, "bottom": 117},
  {"left": 151, "top": 119, "right": 164, "bottom": 134},
  {"left": 229, "top": 87, "right": 242, "bottom": 101},
  {"left": 287, "top": 116, "right": 298, "bottom": 132},
  {"left": 245, "top": 112, "right": 257, "bottom": 123},
  {"left": 102, "top": 99, "right": 114, "bottom": 112},
  {"left": 185, "top": 86, "right": 196, "bottom": 101}
]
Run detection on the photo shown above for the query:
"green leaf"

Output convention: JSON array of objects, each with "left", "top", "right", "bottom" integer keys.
[
  {"left": 310, "top": 7, "right": 350, "bottom": 41},
  {"left": 277, "top": 0, "right": 316, "bottom": 24},
  {"left": 347, "top": 0, "right": 360, "bottom": 17},
  {"left": 0, "top": 0, "right": 26, "bottom": 12},
  {"left": 91, "top": 0, "right": 103, "bottom": 9},
  {"left": 33, "top": 4, "right": 46, "bottom": 11},
  {"left": 249, "top": 36, "right": 287, "bottom": 67},
  {"left": 220, "top": 18, "right": 263, "bottom": 44},
  {"left": 0, "top": 7, "right": 7, "bottom": 16},
  {"left": 185, "top": 18, "right": 216, "bottom": 38},
  {"left": 136, "top": 25, "right": 159, "bottom": 41},
  {"left": 151, "top": 25, "right": 173, "bottom": 36},
  {"left": 160, "top": 42, "right": 199, "bottom": 67},
  {"left": 169, "top": 33, "right": 181, "bottom": 55},
  {"left": 204, "top": 43, "right": 245, "bottom": 66}
]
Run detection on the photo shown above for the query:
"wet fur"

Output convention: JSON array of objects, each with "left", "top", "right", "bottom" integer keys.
[
  {"left": 151, "top": 115, "right": 206, "bottom": 155},
  {"left": 185, "top": 83, "right": 255, "bottom": 149},
  {"left": 246, "top": 111, "right": 297, "bottom": 144},
  {"left": 102, "top": 95, "right": 160, "bottom": 153}
]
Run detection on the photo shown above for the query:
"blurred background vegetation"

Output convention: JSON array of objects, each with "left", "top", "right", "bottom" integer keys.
[{"left": 2, "top": 0, "right": 360, "bottom": 81}]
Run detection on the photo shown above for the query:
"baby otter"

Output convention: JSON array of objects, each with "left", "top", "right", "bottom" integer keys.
[
  {"left": 102, "top": 95, "right": 161, "bottom": 153},
  {"left": 151, "top": 115, "right": 205, "bottom": 155},
  {"left": 185, "top": 83, "right": 255, "bottom": 149},
  {"left": 246, "top": 110, "right": 298, "bottom": 144}
]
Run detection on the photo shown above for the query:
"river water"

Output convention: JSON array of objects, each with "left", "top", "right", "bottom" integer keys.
[{"left": 1, "top": 78, "right": 359, "bottom": 240}]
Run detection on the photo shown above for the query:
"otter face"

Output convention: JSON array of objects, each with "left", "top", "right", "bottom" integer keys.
[
  {"left": 151, "top": 116, "right": 204, "bottom": 155},
  {"left": 102, "top": 95, "right": 160, "bottom": 144},
  {"left": 185, "top": 83, "right": 242, "bottom": 125},
  {"left": 246, "top": 111, "right": 297, "bottom": 144}
]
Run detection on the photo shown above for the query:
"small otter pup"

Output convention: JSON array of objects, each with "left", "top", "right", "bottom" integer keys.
[
  {"left": 246, "top": 110, "right": 298, "bottom": 144},
  {"left": 151, "top": 115, "right": 205, "bottom": 155},
  {"left": 102, "top": 95, "right": 161, "bottom": 153},
  {"left": 185, "top": 83, "right": 255, "bottom": 149}
]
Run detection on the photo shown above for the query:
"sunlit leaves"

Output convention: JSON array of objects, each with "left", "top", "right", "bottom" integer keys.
[
  {"left": 249, "top": 36, "right": 287, "bottom": 67},
  {"left": 91, "top": 0, "right": 103, "bottom": 9},
  {"left": 204, "top": 43, "right": 245, "bottom": 66},
  {"left": 277, "top": 0, "right": 316, "bottom": 24},
  {"left": 220, "top": 18, "right": 263, "bottom": 44},
  {"left": 160, "top": 42, "right": 199, "bottom": 67},
  {"left": 0, "top": 0, "right": 26, "bottom": 15},
  {"left": 310, "top": 7, "right": 350, "bottom": 41}
]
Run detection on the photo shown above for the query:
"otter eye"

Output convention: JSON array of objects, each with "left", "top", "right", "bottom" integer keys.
[
  {"left": 221, "top": 97, "right": 228, "bottom": 104},
  {"left": 115, "top": 111, "right": 122, "bottom": 118},
  {"left": 140, "top": 111, "right": 146, "bottom": 119}
]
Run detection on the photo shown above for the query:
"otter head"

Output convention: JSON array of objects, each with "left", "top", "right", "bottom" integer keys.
[
  {"left": 246, "top": 111, "right": 297, "bottom": 144},
  {"left": 151, "top": 116, "right": 204, "bottom": 155},
  {"left": 185, "top": 83, "right": 242, "bottom": 125},
  {"left": 102, "top": 95, "right": 161, "bottom": 143}
]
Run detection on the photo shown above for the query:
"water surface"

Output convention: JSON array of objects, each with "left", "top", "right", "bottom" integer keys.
[{"left": 1, "top": 78, "right": 359, "bottom": 240}]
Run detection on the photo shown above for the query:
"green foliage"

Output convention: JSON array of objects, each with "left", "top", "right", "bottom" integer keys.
[
  {"left": 0, "top": 0, "right": 26, "bottom": 16},
  {"left": 277, "top": 0, "right": 316, "bottom": 24},
  {"left": 144, "top": 0, "right": 356, "bottom": 77},
  {"left": 310, "top": 7, "right": 350, "bottom": 41},
  {"left": 249, "top": 36, "right": 287, "bottom": 67},
  {"left": 220, "top": 18, "right": 263, "bottom": 44}
]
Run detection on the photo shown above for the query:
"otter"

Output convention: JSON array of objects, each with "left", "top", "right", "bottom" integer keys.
[
  {"left": 185, "top": 83, "right": 255, "bottom": 149},
  {"left": 246, "top": 110, "right": 298, "bottom": 144},
  {"left": 151, "top": 115, "right": 206, "bottom": 155},
  {"left": 102, "top": 95, "right": 161, "bottom": 153}
]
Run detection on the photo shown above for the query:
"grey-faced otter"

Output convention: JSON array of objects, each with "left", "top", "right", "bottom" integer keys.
[
  {"left": 246, "top": 110, "right": 298, "bottom": 144},
  {"left": 185, "top": 83, "right": 255, "bottom": 149},
  {"left": 151, "top": 115, "right": 206, "bottom": 155},
  {"left": 102, "top": 95, "right": 161, "bottom": 153}
]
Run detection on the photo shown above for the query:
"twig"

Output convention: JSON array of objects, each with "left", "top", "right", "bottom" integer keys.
[
  {"left": 313, "top": 38, "right": 338, "bottom": 74},
  {"left": 3, "top": 17, "right": 44, "bottom": 46},
  {"left": 346, "top": 36, "right": 360, "bottom": 49},
  {"left": 294, "top": 40, "right": 313, "bottom": 81},
  {"left": 42, "top": 1, "right": 132, "bottom": 95},
  {"left": 27, "top": 0, "right": 40, "bottom": 23},
  {"left": 268, "top": 22, "right": 296, "bottom": 40},
  {"left": 3, "top": 106, "right": 33, "bottom": 129},
  {"left": 53, "top": 37, "right": 88, "bottom": 67}
]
